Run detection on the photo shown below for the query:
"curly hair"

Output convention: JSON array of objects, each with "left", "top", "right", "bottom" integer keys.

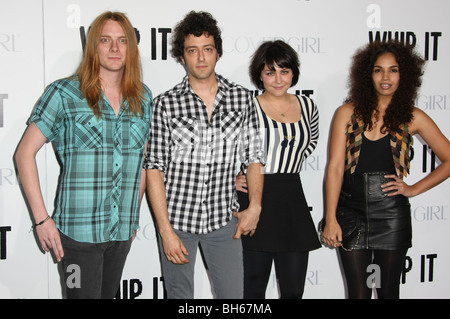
[
  {"left": 345, "top": 40, "right": 425, "bottom": 132},
  {"left": 170, "top": 11, "right": 223, "bottom": 63},
  {"left": 249, "top": 40, "right": 300, "bottom": 90}
]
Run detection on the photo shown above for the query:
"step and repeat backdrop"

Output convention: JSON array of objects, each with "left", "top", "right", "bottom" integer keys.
[{"left": 1, "top": 0, "right": 449, "bottom": 299}]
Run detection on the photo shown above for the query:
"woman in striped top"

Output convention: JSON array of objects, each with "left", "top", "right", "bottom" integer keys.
[{"left": 237, "top": 40, "right": 321, "bottom": 299}]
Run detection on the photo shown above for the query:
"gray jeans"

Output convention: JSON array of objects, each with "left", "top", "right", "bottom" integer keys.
[{"left": 159, "top": 217, "right": 243, "bottom": 299}]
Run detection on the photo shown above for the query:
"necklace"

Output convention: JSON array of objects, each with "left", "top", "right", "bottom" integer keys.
[
  {"left": 258, "top": 94, "right": 292, "bottom": 118},
  {"left": 279, "top": 104, "right": 290, "bottom": 117}
]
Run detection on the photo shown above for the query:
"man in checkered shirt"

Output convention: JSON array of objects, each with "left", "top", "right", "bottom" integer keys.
[{"left": 144, "top": 11, "right": 264, "bottom": 299}]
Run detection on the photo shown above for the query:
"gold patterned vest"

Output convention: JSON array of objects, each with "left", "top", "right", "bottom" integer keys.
[{"left": 345, "top": 114, "right": 413, "bottom": 178}]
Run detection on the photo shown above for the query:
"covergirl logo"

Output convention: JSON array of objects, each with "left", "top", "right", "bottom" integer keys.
[
  {"left": 417, "top": 94, "right": 450, "bottom": 112},
  {"left": 412, "top": 205, "right": 448, "bottom": 222},
  {"left": 0, "top": 34, "right": 21, "bottom": 52},
  {"left": 222, "top": 36, "right": 324, "bottom": 55}
]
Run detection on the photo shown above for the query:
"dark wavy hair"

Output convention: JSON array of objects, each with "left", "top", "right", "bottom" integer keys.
[
  {"left": 249, "top": 40, "right": 300, "bottom": 90},
  {"left": 170, "top": 11, "right": 223, "bottom": 63},
  {"left": 345, "top": 40, "right": 425, "bottom": 132}
]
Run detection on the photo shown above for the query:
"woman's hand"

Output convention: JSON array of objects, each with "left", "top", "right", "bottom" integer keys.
[
  {"left": 322, "top": 220, "right": 342, "bottom": 249},
  {"left": 236, "top": 171, "right": 248, "bottom": 193},
  {"left": 382, "top": 174, "right": 417, "bottom": 197}
]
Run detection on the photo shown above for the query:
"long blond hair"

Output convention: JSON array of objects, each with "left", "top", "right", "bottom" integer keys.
[{"left": 77, "top": 11, "right": 145, "bottom": 118}]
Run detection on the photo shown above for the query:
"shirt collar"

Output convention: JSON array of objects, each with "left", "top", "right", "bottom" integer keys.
[
  {"left": 179, "top": 73, "right": 233, "bottom": 96},
  {"left": 100, "top": 92, "right": 129, "bottom": 117}
]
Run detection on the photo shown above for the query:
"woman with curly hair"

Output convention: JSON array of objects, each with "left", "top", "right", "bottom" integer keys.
[{"left": 322, "top": 40, "right": 450, "bottom": 298}]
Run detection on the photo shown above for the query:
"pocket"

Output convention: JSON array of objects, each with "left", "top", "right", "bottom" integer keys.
[
  {"left": 220, "top": 111, "right": 242, "bottom": 141},
  {"left": 128, "top": 118, "right": 149, "bottom": 150},
  {"left": 170, "top": 117, "right": 199, "bottom": 146},
  {"left": 74, "top": 114, "right": 103, "bottom": 149}
]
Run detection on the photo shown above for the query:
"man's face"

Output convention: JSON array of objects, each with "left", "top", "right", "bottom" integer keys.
[
  {"left": 98, "top": 19, "right": 127, "bottom": 76},
  {"left": 181, "top": 33, "right": 219, "bottom": 81}
]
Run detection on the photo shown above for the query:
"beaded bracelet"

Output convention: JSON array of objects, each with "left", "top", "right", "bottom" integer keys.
[{"left": 30, "top": 216, "right": 51, "bottom": 232}]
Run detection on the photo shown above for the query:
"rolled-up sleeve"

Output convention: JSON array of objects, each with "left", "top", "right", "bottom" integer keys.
[
  {"left": 27, "top": 82, "right": 64, "bottom": 142},
  {"left": 240, "top": 94, "right": 265, "bottom": 169},
  {"left": 143, "top": 96, "right": 169, "bottom": 173}
]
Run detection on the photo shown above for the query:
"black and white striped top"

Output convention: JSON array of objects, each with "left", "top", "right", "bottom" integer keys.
[{"left": 255, "top": 95, "right": 319, "bottom": 174}]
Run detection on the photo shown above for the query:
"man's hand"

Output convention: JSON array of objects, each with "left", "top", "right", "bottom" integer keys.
[
  {"left": 233, "top": 206, "right": 260, "bottom": 239},
  {"left": 36, "top": 218, "right": 64, "bottom": 262},
  {"left": 161, "top": 231, "right": 190, "bottom": 264}
]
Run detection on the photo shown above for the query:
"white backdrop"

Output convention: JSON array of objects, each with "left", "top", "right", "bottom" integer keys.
[{"left": 1, "top": 0, "right": 449, "bottom": 299}]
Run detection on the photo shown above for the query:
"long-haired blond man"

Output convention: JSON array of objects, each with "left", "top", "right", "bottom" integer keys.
[{"left": 15, "top": 11, "right": 152, "bottom": 299}]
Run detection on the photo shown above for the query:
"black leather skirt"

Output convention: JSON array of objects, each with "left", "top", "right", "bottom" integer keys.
[{"left": 340, "top": 171, "right": 412, "bottom": 250}]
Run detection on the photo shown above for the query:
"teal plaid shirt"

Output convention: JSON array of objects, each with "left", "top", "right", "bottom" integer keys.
[{"left": 28, "top": 77, "right": 152, "bottom": 243}]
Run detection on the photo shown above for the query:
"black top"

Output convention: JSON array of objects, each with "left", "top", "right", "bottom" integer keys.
[{"left": 355, "top": 133, "right": 396, "bottom": 174}]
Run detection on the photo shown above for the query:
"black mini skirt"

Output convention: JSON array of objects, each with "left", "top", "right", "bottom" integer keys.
[
  {"left": 238, "top": 173, "right": 321, "bottom": 252},
  {"left": 341, "top": 171, "right": 412, "bottom": 250}
]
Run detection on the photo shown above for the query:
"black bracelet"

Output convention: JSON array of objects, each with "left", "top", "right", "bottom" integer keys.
[{"left": 32, "top": 216, "right": 51, "bottom": 231}]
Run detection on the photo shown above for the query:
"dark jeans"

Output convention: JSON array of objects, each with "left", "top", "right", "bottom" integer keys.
[{"left": 60, "top": 232, "right": 132, "bottom": 299}]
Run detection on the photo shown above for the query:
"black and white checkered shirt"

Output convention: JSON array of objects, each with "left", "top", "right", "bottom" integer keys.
[{"left": 144, "top": 74, "right": 264, "bottom": 234}]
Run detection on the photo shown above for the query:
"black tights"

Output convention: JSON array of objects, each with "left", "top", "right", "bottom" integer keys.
[
  {"left": 243, "top": 250, "right": 309, "bottom": 299},
  {"left": 338, "top": 248, "right": 408, "bottom": 299}
]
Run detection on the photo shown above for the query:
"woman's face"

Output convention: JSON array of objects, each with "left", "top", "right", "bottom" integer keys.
[
  {"left": 372, "top": 52, "right": 400, "bottom": 99},
  {"left": 260, "top": 63, "right": 293, "bottom": 97}
]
